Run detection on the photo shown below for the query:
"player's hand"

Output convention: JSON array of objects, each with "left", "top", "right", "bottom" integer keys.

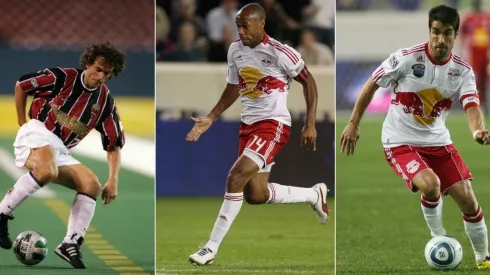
[
  {"left": 300, "top": 125, "right": 317, "bottom": 151},
  {"left": 101, "top": 178, "right": 118, "bottom": 205},
  {"left": 340, "top": 122, "right": 360, "bottom": 156},
  {"left": 474, "top": 129, "right": 490, "bottom": 145},
  {"left": 186, "top": 116, "right": 213, "bottom": 142}
]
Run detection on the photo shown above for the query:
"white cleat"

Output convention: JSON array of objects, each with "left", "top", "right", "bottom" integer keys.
[
  {"left": 188, "top": 244, "right": 215, "bottom": 266},
  {"left": 312, "top": 183, "right": 330, "bottom": 224}
]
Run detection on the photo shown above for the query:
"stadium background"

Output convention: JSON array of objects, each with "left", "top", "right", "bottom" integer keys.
[
  {"left": 0, "top": 1, "right": 154, "bottom": 274},
  {"left": 336, "top": 0, "right": 490, "bottom": 274},
  {"left": 156, "top": 0, "right": 335, "bottom": 274}
]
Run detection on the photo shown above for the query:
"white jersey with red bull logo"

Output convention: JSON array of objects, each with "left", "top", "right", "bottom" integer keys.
[
  {"left": 226, "top": 35, "right": 305, "bottom": 126},
  {"left": 372, "top": 42, "right": 480, "bottom": 148}
]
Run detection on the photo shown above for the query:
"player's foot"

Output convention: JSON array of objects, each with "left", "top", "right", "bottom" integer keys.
[
  {"left": 188, "top": 244, "right": 215, "bottom": 266},
  {"left": 0, "top": 213, "right": 13, "bottom": 249},
  {"left": 311, "top": 183, "right": 329, "bottom": 224},
  {"left": 477, "top": 256, "right": 490, "bottom": 270},
  {"left": 54, "top": 237, "right": 86, "bottom": 269},
  {"left": 430, "top": 228, "right": 447, "bottom": 238}
]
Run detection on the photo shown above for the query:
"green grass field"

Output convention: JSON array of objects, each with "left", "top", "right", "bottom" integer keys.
[
  {"left": 156, "top": 197, "right": 334, "bottom": 275},
  {"left": 0, "top": 137, "right": 154, "bottom": 275},
  {"left": 336, "top": 114, "right": 490, "bottom": 275}
]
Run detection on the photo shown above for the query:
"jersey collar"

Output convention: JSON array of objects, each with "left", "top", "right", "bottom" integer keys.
[{"left": 425, "top": 42, "right": 452, "bottom": 66}]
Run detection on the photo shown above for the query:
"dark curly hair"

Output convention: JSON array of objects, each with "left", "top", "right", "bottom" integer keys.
[{"left": 80, "top": 42, "right": 126, "bottom": 78}]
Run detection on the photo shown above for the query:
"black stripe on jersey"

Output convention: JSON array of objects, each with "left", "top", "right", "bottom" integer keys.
[
  {"left": 97, "top": 95, "right": 114, "bottom": 127},
  {"left": 59, "top": 71, "right": 81, "bottom": 114},
  {"left": 63, "top": 92, "right": 100, "bottom": 146},
  {"left": 53, "top": 122, "right": 62, "bottom": 137},
  {"left": 36, "top": 68, "right": 67, "bottom": 122}
]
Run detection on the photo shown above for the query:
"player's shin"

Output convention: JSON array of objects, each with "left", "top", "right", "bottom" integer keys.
[
  {"left": 63, "top": 193, "right": 96, "bottom": 244},
  {"left": 266, "top": 183, "right": 318, "bottom": 204},
  {"left": 205, "top": 192, "right": 244, "bottom": 254},
  {"left": 421, "top": 194, "right": 446, "bottom": 237},
  {"left": 463, "top": 206, "right": 490, "bottom": 262},
  {"left": 0, "top": 172, "right": 42, "bottom": 215}
]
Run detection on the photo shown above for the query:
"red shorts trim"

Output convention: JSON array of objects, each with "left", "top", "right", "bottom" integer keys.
[
  {"left": 383, "top": 144, "right": 473, "bottom": 194},
  {"left": 238, "top": 119, "right": 290, "bottom": 166}
]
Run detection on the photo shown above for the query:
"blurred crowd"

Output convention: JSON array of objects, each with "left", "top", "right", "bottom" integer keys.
[
  {"left": 337, "top": 0, "right": 490, "bottom": 11},
  {"left": 156, "top": 0, "right": 335, "bottom": 65}
]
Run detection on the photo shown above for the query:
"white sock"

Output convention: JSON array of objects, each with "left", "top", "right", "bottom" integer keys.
[
  {"left": 463, "top": 206, "right": 489, "bottom": 262},
  {"left": 0, "top": 172, "right": 41, "bottom": 215},
  {"left": 421, "top": 194, "right": 446, "bottom": 237},
  {"left": 63, "top": 193, "right": 96, "bottom": 244},
  {"left": 205, "top": 192, "right": 243, "bottom": 254},
  {"left": 267, "top": 183, "right": 317, "bottom": 204}
]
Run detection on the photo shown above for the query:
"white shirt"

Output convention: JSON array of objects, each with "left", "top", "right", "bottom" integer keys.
[
  {"left": 372, "top": 42, "right": 480, "bottom": 147},
  {"left": 226, "top": 35, "right": 305, "bottom": 126}
]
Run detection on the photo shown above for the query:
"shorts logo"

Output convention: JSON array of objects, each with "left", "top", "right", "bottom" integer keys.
[
  {"left": 389, "top": 55, "right": 399, "bottom": 69},
  {"left": 30, "top": 79, "right": 38, "bottom": 88},
  {"left": 448, "top": 68, "right": 460, "bottom": 81},
  {"left": 406, "top": 160, "right": 420, "bottom": 174},
  {"left": 411, "top": 64, "right": 425, "bottom": 78}
]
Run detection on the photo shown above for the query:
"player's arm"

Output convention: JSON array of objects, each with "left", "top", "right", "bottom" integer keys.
[
  {"left": 459, "top": 70, "right": 489, "bottom": 144},
  {"left": 341, "top": 50, "right": 406, "bottom": 155},
  {"left": 207, "top": 83, "right": 240, "bottom": 120},
  {"left": 293, "top": 66, "right": 318, "bottom": 129},
  {"left": 95, "top": 97, "right": 125, "bottom": 204},
  {"left": 15, "top": 69, "right": 56, "bottom": 126}
]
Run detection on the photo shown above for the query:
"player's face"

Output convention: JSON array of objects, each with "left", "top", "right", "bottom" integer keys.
[
  {"left": 429, "top": 21, "right": 457, "bottom": 60},
  {"left": 84, "top": 57, "right": 114, "bottom": 89},
  {"left": 236, "top": 16, "right": 262, "bottom": 47}
]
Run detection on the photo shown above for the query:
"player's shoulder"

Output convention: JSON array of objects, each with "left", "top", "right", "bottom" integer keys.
[
  {"left": 391, "top": 43, "right": 427, "bottom": 61},
  {"left": 450, "top": 53, "right": 473, "bottom": 73},
  {"left": 265, "top": 36, "right": 299, "bottom": 57}
]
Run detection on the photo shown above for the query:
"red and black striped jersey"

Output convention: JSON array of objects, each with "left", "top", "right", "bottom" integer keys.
[{"left": 18, "top": 67, "right": 125, "bottom": 151}]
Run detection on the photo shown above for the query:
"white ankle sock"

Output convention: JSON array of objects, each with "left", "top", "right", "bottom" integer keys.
[
  {"left": 0, "top": 172, "right": 41, "bottom": 215},
  {"left": 63, "top": 193, "right": 96, "bottom": 244},
  {"left": 463, "top": 206, "right": 489, "bottom": 262},
  {"left": 205, "top": 192, "right": 243, "bottom": 254},
  {"left": 267, "top": 183, "right": 317, "bottom": 204},
  {"left": 421, "top": 194, "right": 446, "bottom": 237}
]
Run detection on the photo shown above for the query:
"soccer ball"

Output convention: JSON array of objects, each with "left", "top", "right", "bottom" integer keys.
[
  {"left": 424, "top": 235, "right": 463, "bottom": 270},
  {"left": 13, "top": 231, "right": 48, "bottom": 266}
]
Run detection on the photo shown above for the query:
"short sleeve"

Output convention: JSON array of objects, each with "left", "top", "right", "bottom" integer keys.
[
  {"left": 459, "top": 69, "right": 480, "bottom": 111},
  {"left": 372, "top": 50, "right": 406, "bottom": 88},
  {"left": 18, "top": 68, "right": 57, "bottom": 96},
  {"left": 277, "top": 43, "right": 305, "bottom": 78},
  {"left": 226, "top": 44, "right": 239, "bottom": 85}
]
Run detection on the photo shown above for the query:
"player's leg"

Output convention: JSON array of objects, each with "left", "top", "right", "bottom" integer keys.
[
  {"left": 51, "top": 163, "right": 101, "bottom": 269},
  {"left": 384, "top": 146, "right": 445, "bottom": 237},
  {"left": 430, "top": 144, "right": 489, "bottom": 268},
  {"left": 243, "top": 170, "right": 329, "bottom": 224},
  {"left": 0, "top": 145, "right": 57, "bottom": 249},
  {"left": 446, "top": 180, "right": 489, "bottom": 268},
  {"left": 188, "top": 154, "right": 259, "bottom": 265}
]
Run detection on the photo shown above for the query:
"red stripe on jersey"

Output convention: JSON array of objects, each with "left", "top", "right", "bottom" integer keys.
[
  {"left": 102, "top": 112, "right": 118, "bottom": 149},
  {"left": 91, "top": 88, "right": 110, "bottom": 128},
  {"left": 401, "top": 44, "right": 425, "bottom": 56},
  {"left": 268, "top": 41, "right": 299, "bottom": 64},
  {"left": 452, "top": 55, "right": 471, "bottom": 69},
  {"left": 20, "top": 73, "right": 56, "bottom": 94},
  {"left": 372, "top": 67, "right": 385, "bottom": 82}
]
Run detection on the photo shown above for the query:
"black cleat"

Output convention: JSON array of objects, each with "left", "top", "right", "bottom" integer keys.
[
  {"left": 0, "top": 213, "right": 13, "bottom": 249},
  {"left": 54, "top": 236, "right": 86, "bottom": 269}
]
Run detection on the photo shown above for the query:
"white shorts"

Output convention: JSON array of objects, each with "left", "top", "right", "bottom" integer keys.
[{"left": 13, "top": 119, "right": 80, "bottom": 168}]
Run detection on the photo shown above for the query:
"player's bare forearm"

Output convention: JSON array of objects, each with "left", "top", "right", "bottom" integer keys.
[
  {"left": 465, "top": 106, "right": 485, "bottom": 133},
  {"left": 349, "top": 78, "right": 379, "bottom": 126},
  {"left": 294, "top": 68, "right": 317, "bottom": 127},
  {"left": 107, "top": 147, "right": 121, "bottom": 184},
  {"left": 207, "top": 83, "right": 240, "bottom": 120},
  {"left": 14, "top": 82, "right": 28, "bottom": 126}
]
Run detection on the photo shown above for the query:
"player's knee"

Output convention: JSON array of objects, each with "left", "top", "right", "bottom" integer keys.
[
  {"left": 226, "top": 167, "right": 253, "bottom": 190},
  {"left": 417, "top": 172, "right": 441, "bottom": 198},
  {"left": 32, "top": 162, "right": 58, "bottom": 185},
  {"left": 244, "top": 192, "right": 268, "bottom": 205},
  {"left": 77, "top": 174, "right": 101, "bottom": 198}
]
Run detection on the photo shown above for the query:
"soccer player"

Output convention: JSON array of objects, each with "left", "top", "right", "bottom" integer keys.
[
  {"left": 186, "top": 3, "right": 329, "bottom": 266},
  {"left": 460, "top": 0, "right": 490, "bottom": 114},
  {"left": 0, "top": 42, "right": 126, "bottom": 269},
  {"left": 340, "top": 5, "right": 490, "bottom": 269}
]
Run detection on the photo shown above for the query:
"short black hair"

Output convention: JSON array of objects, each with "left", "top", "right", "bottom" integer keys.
[
  {"left": 80, "top": 42, "right": 126, "bottom": 77},
  {"left": 240, "top": 3, "right": 266, "bottom": 20},
  {"left": 428, "top": 5, "right": 460, "bottom": 32}
]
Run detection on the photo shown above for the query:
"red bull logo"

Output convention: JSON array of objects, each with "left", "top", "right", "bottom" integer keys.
[
  {"left": 238, "top": 67, "right": 287, "bottom": 99},
  {"left": 391, "top": 88, "right": 452, "bottom": 125}
]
